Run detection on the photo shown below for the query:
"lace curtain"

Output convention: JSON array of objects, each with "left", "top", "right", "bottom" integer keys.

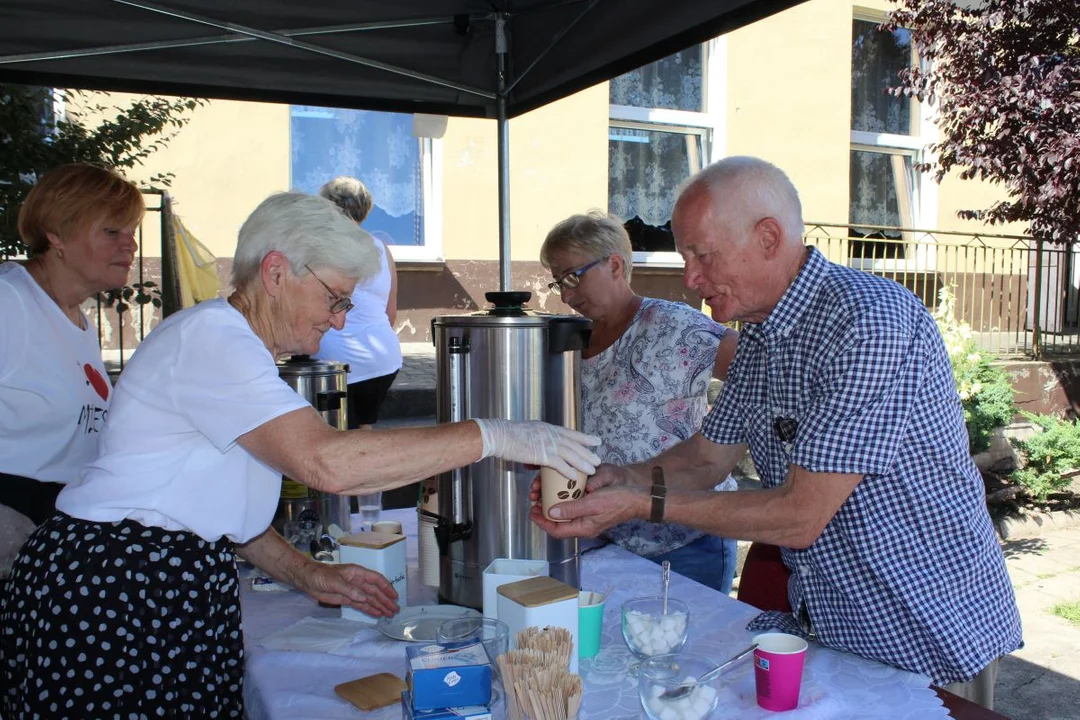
[
  {"left": 290, "top": 107, "right": 424, "bottom": 246},
  {"left": 850, "top": 20, "right": 916, "bottom": 234},
  {"left": 609, "top": 49, "right": 703, "bottom": 232}
]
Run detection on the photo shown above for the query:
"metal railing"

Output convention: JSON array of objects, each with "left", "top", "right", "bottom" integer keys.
[
  {"left": 94, "top": 189, "right": 175, "bottom": 374},
  {"left": 804, "top": 223, "right": 1080, "bottom": 359}
]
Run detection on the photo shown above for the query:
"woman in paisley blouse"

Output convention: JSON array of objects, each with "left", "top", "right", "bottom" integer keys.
[{"left": 540, "top": 211, "right": 741, "bottom": 593}]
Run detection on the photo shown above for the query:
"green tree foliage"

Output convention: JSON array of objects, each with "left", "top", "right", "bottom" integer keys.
[
  {"left": 0, "top": 85, "right": 202, "bottom": 259},
  {"left": 933, "top": 286, "right": 1016, "bottom": 454},
  {"left": 1011, "top": 411, "right": 1080, "bottom": 501},
  {"left": 886, "top": 0, "right": 1080, "bottom": 243}
]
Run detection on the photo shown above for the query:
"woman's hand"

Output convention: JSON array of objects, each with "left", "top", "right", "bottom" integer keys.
[
  {"left": 474, "top": 419, "right": 601, "bottom": 477},
  {"left": 299, "top": 561, "right": 400, "bottom": 617}
]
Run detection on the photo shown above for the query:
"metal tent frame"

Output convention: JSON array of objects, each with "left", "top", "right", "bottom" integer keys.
[{"left": 0, "top": 0, "right": 808, "bottom": 289}]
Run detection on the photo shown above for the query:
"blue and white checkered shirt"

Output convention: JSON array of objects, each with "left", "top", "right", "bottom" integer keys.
[{"left": 703, "top": 247, "right": 1022, "bottom": 685}]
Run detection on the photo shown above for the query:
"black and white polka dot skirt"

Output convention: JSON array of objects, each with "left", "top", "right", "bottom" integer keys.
[{"left": 1, "top": 512, "right": 244, "bottom": 719}]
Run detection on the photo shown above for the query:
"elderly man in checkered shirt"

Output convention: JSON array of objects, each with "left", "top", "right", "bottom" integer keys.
[{"left": 531, "top": 156, "right": 1022, "bottom": 710}]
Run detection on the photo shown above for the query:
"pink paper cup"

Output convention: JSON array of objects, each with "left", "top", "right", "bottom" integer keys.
[{"left": 752, "top": 632, "right": 808, "bottom": 711}]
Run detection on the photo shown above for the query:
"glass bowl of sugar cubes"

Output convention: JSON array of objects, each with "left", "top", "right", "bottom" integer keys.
[
  {"left": 638, "top": 653, "right": 720, "bottom": 720},
  {"left": 621, "top": 596, "right": 690, "bottom": 659}
]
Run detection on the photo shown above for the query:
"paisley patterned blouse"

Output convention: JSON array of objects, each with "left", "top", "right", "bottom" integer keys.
[{"left": 581, "top": 297, "right": 736, "bottom": 557}]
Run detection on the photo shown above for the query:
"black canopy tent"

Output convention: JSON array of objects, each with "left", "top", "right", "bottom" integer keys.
[{"left": 0, "top": 0, "right": 807, "bottom": 289}]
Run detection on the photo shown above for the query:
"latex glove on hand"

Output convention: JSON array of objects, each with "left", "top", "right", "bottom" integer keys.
[
  {"left": 473, "top": 419, "right": 601, "bottom": 477},
  {"left": 302, "top": 561, "right": 400, "bottom": 617}
]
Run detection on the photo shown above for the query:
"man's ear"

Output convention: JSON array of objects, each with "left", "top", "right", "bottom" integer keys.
[
  {"left": 755, "top": 217, "right": 784, "bottom": 259},
  {"left": 260, "top": 251, "right": 290, "bottom": 299}
]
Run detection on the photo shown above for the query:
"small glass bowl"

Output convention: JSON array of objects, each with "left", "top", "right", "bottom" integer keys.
[
  {"left": 639, "top": 653, "right": 720, "bottom": 720},
  {"left": 621, "top": 596, "right": 691, "bottom": 659},
  {"left": 436, "top": 616, "right": 510, "bottom": 664}
]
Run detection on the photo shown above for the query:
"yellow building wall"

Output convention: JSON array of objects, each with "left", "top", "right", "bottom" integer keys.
[
  {"left": 724, "top": 0, "right": 854, "bottom": 226},
  {"left": 82, "top": 0, "right": 1023, "bottom": 272},
  {"left": 81, "top": 94, "right": 290, "bottom": 260},
  {"left": 96, "top": 88, "right": 608, "bottom": 267},
  {"left": 441, "top": 85, "right": 609, "bottom": 262}
]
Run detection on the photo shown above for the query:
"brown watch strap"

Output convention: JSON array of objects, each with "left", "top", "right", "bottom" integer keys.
[{"left": 650, "top": 466, "right": 666, "bottom": 524}]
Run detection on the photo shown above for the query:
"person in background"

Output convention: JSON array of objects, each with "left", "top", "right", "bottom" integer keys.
[
  {"left": 314, "top": 176, "right": 402, "bottom": 429},
  {"left": 0, "top": 163, "right": 142, "bottom": 530},
  {"left": 1, "top": 191, "right": 600, "bottom": 718},
  {"left": 315, "top": 176, "right": 414, "bottom": 511},
  {"left": 532, "top": 156, "right": 1021, "bottom": 709},
  {"left": 540, "top": 210, "right": 740, "bottom": 594}
]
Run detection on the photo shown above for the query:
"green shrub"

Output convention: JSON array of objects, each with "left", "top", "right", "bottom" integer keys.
[
  {"left": 932, "top": 287, "right": 1017, "bottom": 454},
  {"left": 1010, "top": 411, "right": 1080, "bottom": 501}
]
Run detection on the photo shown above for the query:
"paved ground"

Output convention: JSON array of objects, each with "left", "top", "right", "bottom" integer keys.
[
  {"left": 387, "top": 343, "right": 1080, "bottom": 719},
  {"left": 996, "top": 527, "right": 1080, "bottom": 719}
]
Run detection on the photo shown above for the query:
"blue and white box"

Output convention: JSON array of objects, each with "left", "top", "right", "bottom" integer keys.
[
  {"left": 400, "top": 692, "right": 492, "bottom": 720},
  {"left": 406, "top": 641, "right": 493, "bottom": 711}
]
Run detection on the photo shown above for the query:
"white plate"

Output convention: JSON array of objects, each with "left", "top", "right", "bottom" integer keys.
[{"left": 376, "top": 605, "right": 482, "bottom": 642}]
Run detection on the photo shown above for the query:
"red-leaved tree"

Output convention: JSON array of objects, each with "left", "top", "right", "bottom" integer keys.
[{"left": 886, "top": 0, "right": 1079, "bottom": 244}]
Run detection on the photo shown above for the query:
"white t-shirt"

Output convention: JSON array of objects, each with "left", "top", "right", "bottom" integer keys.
[
  {"left": 57, "top": 298, "right": 310, "bottom": 543},
  {"left": 0, "top": 262, "right": 111, "bottom": 484},
  {"left": 313, "top": 238, "right": 403, "bottom": 383}
]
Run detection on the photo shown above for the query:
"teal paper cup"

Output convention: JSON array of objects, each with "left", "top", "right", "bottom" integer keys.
[{"left": 579, "top": 590, "right": 606, "bottom": 658}]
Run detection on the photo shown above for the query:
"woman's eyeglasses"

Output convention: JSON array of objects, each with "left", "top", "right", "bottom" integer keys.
[
  {"left": 547, "top": 256, "right": 609, "bottom": 295},
  {"left": 305, "top": 265, "right": 354, "bottom": 314}
]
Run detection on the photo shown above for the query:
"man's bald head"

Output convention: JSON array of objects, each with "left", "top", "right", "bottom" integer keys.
[{"left": 676, "top": 156, "right": 804, "bottom": 245}]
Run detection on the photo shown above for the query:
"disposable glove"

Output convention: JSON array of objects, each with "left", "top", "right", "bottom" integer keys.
[{"left": 473, "top": 419, "right": 601, "bottom": 477}]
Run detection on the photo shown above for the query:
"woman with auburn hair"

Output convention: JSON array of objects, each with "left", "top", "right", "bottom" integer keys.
[{"left": 0, "top": 163, "right": 143, "bottom": 529}]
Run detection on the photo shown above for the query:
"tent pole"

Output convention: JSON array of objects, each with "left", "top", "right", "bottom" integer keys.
[{"left": 496, "top": 14, "right": 511, "bottom": 292}]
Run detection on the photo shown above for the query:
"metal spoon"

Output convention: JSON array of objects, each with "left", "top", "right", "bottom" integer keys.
[
  {"left": 661, "top": 560, "right": 671, "bottom": 615},
  {"left": 659, "top": 643, "right": 759, "bottom": 701}
]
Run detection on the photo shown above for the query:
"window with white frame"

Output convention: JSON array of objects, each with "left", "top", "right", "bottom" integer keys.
[
  {"left": 290, "top": 107, "right": 442, "bottom": 261},
  {"left": 609, "top": 44, "right": 722, "bottom": 263},
  {"left": 849, "top": 17, "right": 927, "bottom": 268}
]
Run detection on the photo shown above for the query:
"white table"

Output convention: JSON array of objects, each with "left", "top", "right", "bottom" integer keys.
[{"left": 242, "top": 510, "right": 949, "bottom": 719}]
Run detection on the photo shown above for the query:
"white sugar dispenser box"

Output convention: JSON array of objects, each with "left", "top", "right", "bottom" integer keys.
[
  {"left": 337, "top": 531, "right": 407, "bottom": 623},
  {"left": 481, "top": 558, "right": 549, "bottom": 619},
  {"left": 496, "top": 575, "right": 580, "bottom": 672}
]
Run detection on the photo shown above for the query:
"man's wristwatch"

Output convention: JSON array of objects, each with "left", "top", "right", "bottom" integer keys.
[{"left": 650, "top": 466, "right": 666, "bottom": 524}]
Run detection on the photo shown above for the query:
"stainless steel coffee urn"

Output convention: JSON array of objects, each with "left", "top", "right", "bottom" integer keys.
[
  {"left": 272, "top": 356, "right": 352, "bottom": 534},
  {"left": 432, "top": 291, "right": 592, "bottom": 609}
]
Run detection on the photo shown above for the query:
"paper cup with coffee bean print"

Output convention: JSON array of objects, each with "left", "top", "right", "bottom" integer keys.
[{"left": 540, "top": 466, "right": 587, "bottom": 522}]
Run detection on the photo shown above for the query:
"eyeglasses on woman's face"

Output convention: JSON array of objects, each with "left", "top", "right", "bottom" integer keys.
[
  {"left": 547, "top": 256, "right": 609, "bottom": 295},
  {"left": 304, "top": 264, "right": 354, "bottom": 314}
]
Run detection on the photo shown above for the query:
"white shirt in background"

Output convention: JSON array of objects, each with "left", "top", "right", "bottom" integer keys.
[
  {"left": 0, "top": 262, "right": 111, "bottom": 484},
  {"left": 314, "top": 237, "right": 402, "bottom": 383}
]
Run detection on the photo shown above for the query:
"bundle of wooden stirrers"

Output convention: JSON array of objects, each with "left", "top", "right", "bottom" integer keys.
[
  {"left": 515, "top": 626, "right": 573, "bottom": 668},
  {"left": 497, "top": 628, "right": 583, "bottom": 720}
]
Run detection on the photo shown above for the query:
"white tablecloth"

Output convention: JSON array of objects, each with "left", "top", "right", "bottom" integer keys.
[{"left": 242, "top": 509, "right": 949, "bottom": 719}]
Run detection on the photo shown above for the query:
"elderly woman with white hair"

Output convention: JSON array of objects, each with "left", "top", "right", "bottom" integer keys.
[{"left": 0, "top": 192, "right": 599, "bottom": 719}]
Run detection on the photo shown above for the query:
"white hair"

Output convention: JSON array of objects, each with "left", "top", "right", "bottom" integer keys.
[
  {"left": 679, "top": 156, "right": 804, "bottom": 243},
  {"left": 231, "top": 192, "right": 380, "bottom": 289}
]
